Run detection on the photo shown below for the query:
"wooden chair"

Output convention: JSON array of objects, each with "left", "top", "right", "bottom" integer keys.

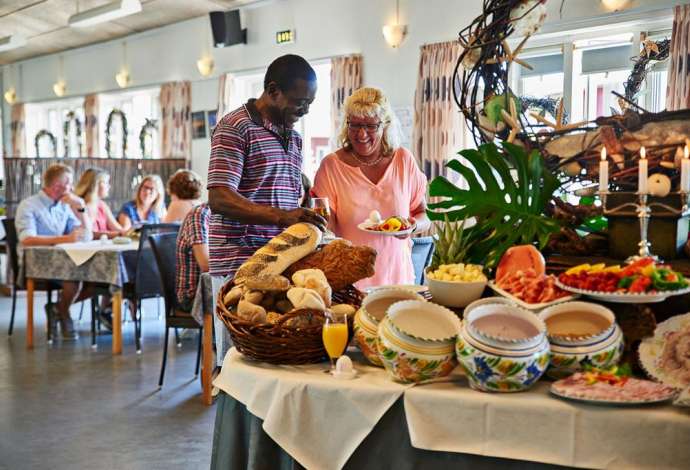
[
  {"left": 149, "top": 232, "right": 211, "bottom": 404},
  {"left": 2, "top": 218, "right": 60, "bottom": 337}
]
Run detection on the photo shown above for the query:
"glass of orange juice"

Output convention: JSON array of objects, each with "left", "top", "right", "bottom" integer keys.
[{"left": 322, "top": 311, "right": 348, "bottom": 372}]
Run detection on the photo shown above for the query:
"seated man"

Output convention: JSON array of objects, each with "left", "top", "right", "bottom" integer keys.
[
  {"left": 175, "top": 202, "right": 211, "bottom": 311},
  {"left": 15, "top": 164, "right": 93, "bottom": 340}
]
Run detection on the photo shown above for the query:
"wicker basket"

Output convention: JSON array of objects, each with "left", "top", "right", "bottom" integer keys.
[{"left": 216, "top": 279, "right": 364, "bottom": 365}]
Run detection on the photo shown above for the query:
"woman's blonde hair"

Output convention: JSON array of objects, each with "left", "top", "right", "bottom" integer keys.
[
  {"left": 74, "top": 168, "right": 108, "bottom": 204},
  {"left": 337, "top": 86, "right": 401, "bottom": 156},
  {"left": 136, "top": 174, "right": 165, "bottom": 217}
]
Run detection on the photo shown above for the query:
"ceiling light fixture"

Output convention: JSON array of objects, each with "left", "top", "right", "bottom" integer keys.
[
  {"left": 53, "top": 56, "right": 66, "bottom": 97},
  {"left": 68, "top": 0, "right": 142, "bottom": 28},
  {"left": 0, "top": 34, "right": 26, "bottom": 52},
  {"left": 197, "top": 56, "right": 215, "bottom": 77},
  {"left": 4, "top": 87, "right": 16, "bottom": 105},
  {"left": 601, "top": 0, "right": 630, "bottom": 11},
  {"left": 115, "top": 41, "right": 131, "bottom": 88},
  {"left": 382, "top": 0, "right": 407, "bottom": 48}
]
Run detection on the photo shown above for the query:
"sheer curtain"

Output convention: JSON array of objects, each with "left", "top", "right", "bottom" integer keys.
[
  {"left": 10, "top": 103, "right": 25, "bottom": 157},
  {"left": 217, "top": 73, "right": 236, "bottom": 121},
  {"left": 83, "top": 94, "right": 99, "bottom": 157},
  {"left": 412, "top": 41, "right": 465, "bottom": 180},
  {"left": 667, "top": 5, "right": 690, "bottom": 110},
  {"left": 330, "top": 55, "right": 363, "bottom": 145},
  {"left": 160, "top": 81, "right": 191, "bottom": 160}
]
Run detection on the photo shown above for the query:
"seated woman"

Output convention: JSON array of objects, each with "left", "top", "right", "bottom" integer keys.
[
  {"left": 312, "top": 86, "right": 430, "bottom": 289},
  {"left": 175, "top": 202, "right": 211, "bottom": 311},
  {"left": 74, "top": 168, "right": 125, "bottom": 238},
  {"left": 162, "top": 169, "right": 203, "bottom": 223},
  {"left": 117, "top": 175, "right": 166, "bottom": 231}
]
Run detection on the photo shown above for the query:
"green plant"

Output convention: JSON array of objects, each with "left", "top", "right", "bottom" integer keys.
[
  {"left": 427, "top": 142, "right": 561, "bottom": 269},
  {"left": 430, "top": 215, "right": 473, "bottom": 269}
]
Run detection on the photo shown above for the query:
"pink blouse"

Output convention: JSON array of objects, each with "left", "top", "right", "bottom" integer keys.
[
  {"left": 92, "top": 200, "right": 110, "bottom": 232},
  {"left": 312, "top": 147, "right": 428, "bottom": 289}
]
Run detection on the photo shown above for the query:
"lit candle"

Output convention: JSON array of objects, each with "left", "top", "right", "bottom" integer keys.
[
  {"left": 682, "top": 145, "right": 690, "bottom": 193},
  {"left": 599, "top": 147, "right": 608, "bottom": 193},
  {"left": 639, "top": 146, "right": 648, "bottom": 194}
]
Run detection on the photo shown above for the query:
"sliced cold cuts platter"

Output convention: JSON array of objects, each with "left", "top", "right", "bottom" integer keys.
[
  {"left": 639, "top": 313, "right": 690, "bottom": 389},
  {"left": 550, "top": 372, "right": 678, "bottom": 406}
]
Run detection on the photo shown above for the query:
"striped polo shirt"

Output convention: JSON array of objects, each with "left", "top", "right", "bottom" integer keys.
[{"left": 207, "top": 99, "right": 303, "bottom": 277}]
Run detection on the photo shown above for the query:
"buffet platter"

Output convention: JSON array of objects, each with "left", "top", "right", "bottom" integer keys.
[
  {"left": 488, "top": 281, "right": 577, "bottom": 311},
  {"left": 639, "top": 313, "right": 690, "bottom": 389},
  {"left": 554, "top": 281, "right": 690, "bottom": 303}
]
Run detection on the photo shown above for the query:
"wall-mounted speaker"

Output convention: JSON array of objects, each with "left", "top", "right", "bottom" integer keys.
[{"left": 209, "top": 10, "right": 247, "bottom": 48}]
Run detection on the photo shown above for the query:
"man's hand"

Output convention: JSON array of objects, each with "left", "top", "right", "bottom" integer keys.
[
  {"left": 278, "top": 208, "right": 327, "bottom": 231},
  {"left": 66, "top": 227, "right": 86, "bottom": 243},
  {"left": 61, "top": 193, "right": 86, "bottom": 211}
]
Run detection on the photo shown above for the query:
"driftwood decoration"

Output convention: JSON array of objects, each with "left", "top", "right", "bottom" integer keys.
[
  {"left": 62, "top": 110, "right": 83, "bottom": 158},
  {"left": 34, "top": 130, "right": 57, "bottom": 158},
  {"left": 105, "top": 109, "right": 128, "bottom": 158},
  {"left": 138, "top": 118, "right": 158, "bottom": 159},
  {"left": 623, "top": 38, "right": 670, "bottom": 107}
]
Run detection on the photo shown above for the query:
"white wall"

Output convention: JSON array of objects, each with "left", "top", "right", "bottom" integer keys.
[{"left": 2, "top": 0, "right": 685, "bottom": 171}]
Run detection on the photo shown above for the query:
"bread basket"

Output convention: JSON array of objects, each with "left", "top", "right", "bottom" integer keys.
[{"left": 217, "top": 279, "right": 364, "bottom": 365}]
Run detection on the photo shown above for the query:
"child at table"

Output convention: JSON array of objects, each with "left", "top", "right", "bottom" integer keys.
[{"left": 74, "top": 168, "right": 126, "bottom": 239}]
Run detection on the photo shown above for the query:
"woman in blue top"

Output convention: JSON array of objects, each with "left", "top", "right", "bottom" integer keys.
[{"left": 118, "top": 175, "right": 167, "bottom": 231}]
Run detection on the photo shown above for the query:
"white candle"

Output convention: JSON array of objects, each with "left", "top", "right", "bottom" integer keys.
[
  {"left": 682, "top": 145, "right": 690, "bottom": 193},
  {"left": 639, "top": 147, "right": 648, "bottom": 194},
  {"left": 599, "top": 147, "right": 608, "bottom": 193}
]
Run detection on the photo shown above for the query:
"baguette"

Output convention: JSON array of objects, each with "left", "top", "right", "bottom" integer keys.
[{"left": 234, "top": 223, "right": 322, "bottom": 285}]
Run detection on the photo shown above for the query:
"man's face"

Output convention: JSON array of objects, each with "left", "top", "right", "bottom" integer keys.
[
  {"left": 49, "top": 173, "right": 73, "bottom": 199},
  {"left": 268, "top": 78, "right": 317, "bottom": 128}
]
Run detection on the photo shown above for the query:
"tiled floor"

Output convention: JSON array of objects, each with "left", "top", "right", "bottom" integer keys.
[{"left": 0, "top": 293, "right": 215, "bottom": 470}]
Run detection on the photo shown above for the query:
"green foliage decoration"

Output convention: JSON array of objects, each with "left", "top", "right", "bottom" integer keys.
[{"left": 427, "top": 142, "right": 561, "bottom": 269}]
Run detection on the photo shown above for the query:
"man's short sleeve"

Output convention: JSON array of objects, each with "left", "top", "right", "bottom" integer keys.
[
  {"left": 15, "top": 200, "right": 37, "bottom": 241},
  {"left": 207, "top": 120, "right": 246, "bottom": 191}
]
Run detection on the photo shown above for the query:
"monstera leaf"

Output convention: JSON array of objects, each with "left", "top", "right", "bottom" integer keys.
[{"left": 427, "top": 142, "right": 561, "bottom": 269}]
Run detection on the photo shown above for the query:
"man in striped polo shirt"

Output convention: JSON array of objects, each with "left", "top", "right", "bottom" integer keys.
[{"left": 208, "top": 54, "right": 326, "bottom": 365}]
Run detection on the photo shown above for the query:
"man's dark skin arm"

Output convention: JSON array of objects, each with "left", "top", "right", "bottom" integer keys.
[{"left": 209, "top": 187, "right": 327, "bottom": 230}]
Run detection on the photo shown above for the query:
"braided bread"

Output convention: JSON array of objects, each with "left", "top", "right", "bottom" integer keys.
[{"left": 234, "top": 223, "right": 322, "bottom": 285}]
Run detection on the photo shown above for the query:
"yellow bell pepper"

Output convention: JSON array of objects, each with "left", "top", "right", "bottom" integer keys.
[
  {"left": 603, "top": 265, "right": 622, "bottom": 273},
  {"left": 565, "top": 264, "right": 590, "bottom": 275},
  {"left": 588, "top": 263, "right": 606, "bottom": 273}
]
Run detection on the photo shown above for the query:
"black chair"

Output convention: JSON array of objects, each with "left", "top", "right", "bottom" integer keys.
[
  {"left": 411, "top": 236, "right": 435, "bottom": 285},
  {"left": 2, "top": 218, "right": 60, "bottom": 337},
  {"left": 123, "top": 223, "right": 180, "bottom": 352},
  {"left": 148, "top": 232, "right": 202, "bottom": 388}
]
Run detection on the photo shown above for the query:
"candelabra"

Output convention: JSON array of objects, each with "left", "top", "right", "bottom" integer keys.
[{"left": 599, "top": 191, "right": 690, "bottom": 263}]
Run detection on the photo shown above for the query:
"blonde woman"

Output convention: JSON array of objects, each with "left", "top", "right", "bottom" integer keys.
[
  {"left": 118, "top": 175, "right": 166, "bottom": 231},
  {"left": 162, "top": 169, "right": 203, "bottom": 223},
  {"left": 74, "top": 169, "right": 126, "bottom": 238},
  {"left": 312, "top": 87, "right": 430, "bottom": 288}
]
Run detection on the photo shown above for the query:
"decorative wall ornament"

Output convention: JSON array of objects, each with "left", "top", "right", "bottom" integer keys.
[
  {"left": 34, "top": 130, "right": 57, "bottom": 158},
  {"left": 623, "top": 38, "right": 670, "bottom": 108},
  {"left": 139, "top": 118, "right": 158, "bottom": 158},
  {"left": 105, "top": 108, "right": 128, "bottom": 158},
  {"left": 62, "top": 111, "right": 83, "bottom": 158}
]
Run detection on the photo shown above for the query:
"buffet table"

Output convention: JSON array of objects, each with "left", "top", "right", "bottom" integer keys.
[{"left": 212, "top": 348, "right": 690, "bottom": 470}]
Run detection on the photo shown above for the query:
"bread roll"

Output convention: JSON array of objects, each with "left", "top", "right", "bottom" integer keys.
[
  {"left": 287, "top": 287, "right": 326, "bottom": 311},
  {"left": 331, "top": 304, "right": 356, "bottom": 317},
  {"left": 291, "top": 269, "right": 332, "bottom": 307},
  {"left": 237, "top": 300, "right": 267, "bottom": 324},
  {"left": 244, "top": 274, "right": 290, "bottom": 292},
  {"left": 234, "top": 223, "right": 322, "bottom": 285}
]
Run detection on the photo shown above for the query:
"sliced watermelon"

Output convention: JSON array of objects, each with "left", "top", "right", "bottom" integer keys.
[{"left": 495, "top": 245, "right": 546, "bottom": 283}]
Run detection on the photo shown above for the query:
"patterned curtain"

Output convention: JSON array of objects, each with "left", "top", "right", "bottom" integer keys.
[
  {"left": 330, "top": 55, "right": 363, "bottom": 145},
  {"left": 84, "top": 94, "right": 99, "bottom": 157},
  {"left": 412, "top": 41, "right": 465, "bottom": 180},
  {"left": 217, "top": 73, "right": 236, "bottom": 121},
  {"left": 10, "top": 103, "right": 25, "bottom": 157},
  {"left": 160, "top": 81, "right": 192, "bottom": 160},
  {"left": 667, "top": 5, "right": 690, "bottom": 110}
]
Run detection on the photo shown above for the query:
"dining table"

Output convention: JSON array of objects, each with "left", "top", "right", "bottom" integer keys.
[
  {"left": 211, "top": 347, "right": 690, "bottom": 470},
  {"left": 21, "top": 240, "right": 139, "bottom": 354}
]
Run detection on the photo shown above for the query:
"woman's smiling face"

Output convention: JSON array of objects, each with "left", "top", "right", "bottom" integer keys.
[{"left": 347, "top": 115, "right": 385, "bottom": 158}]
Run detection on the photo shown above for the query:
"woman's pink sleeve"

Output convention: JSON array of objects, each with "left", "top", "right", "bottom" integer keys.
[{"left": 406, "top": 149, "right": 428, "bottom": 212}]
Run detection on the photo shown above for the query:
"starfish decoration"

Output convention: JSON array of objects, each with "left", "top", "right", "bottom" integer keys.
[
  {"left": 529, "top": 99, "right": 588, "bottom": 132},
  {"left": 486, "top": 36, "right": 533, "bottom": 70},
  {"left": 641, "top": 39, "right": 660, "bottom": 58},
  {"left": 500, "top": 97, "right": 521, "bottom": 143}
]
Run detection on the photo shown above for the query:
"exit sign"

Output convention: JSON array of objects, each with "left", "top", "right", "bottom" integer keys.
[{"left": 276, "top": 29, "right": 295, "bottom": 45}]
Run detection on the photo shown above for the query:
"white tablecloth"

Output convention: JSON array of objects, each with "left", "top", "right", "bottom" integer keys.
[
  {"left": 56, "top": 240, "right": 138, "bottom": 266},
  {"left": 214, "top": 348, "right": 690, "bottom": 470}
]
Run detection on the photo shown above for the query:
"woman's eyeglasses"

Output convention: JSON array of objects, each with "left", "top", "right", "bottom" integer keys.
[{"left": 347, "top": 121, "right": 386, "bottom": 133}]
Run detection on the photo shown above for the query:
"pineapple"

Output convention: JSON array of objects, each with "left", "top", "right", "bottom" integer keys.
[{"left": 430, "top": 215, "right": 472, "bottom": 269}]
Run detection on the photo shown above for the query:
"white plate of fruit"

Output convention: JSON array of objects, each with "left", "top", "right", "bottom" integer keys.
[{"left": 358, "top": 210, "right": 415, "bottom": 236}]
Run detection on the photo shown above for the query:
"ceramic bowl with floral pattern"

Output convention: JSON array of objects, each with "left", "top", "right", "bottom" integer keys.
[
  {"left": 377, "top": 300, "right": 460, "bottom": 383},
  {"left": 353, "top": 288, "right": 424, "bottom": 366}
]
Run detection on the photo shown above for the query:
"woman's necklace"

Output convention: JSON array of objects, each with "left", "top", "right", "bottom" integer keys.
[{"left": 349, "top": 149, "right": 385, "bottom": 167}]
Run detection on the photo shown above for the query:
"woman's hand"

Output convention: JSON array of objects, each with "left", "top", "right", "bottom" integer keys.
[{"left": 394, "top": 217, "right": 416, "bottom": 240}]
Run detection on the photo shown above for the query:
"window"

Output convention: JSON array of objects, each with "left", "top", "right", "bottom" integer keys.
[
  {"left": 517, "top": 52, "right": 564, "bottom": 126},
  {"left": 25, "top": 97, "right": 84, "bottom": 158},
  {"left": 231, "top": 61, "right": 332, "bottom": 182},
  {"left": 98, "top": 87, "right": 160, "bottom": 158}
]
